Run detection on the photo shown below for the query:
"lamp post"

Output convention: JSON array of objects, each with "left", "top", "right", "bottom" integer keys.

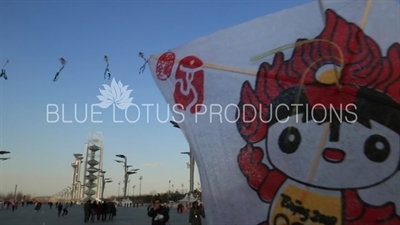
[
  {"left": 118, "top": 182, "right": 121, "bottom": 197},
  {"left": 115, "top": 155, "right": 139, "bottom": 199},
  {"left": 71, "top": 163, "right": 78, "bottom": 200},
  {"left": 172, "top": 184, "right": 174, "bottom": 200},
  {"left": 127, "top": 179, "right": 130, "bottom": 195},
  {"left": 181, "top": 184, "right": 184, "bottom": 194},
  {"left": 168, "top": 180, "right": 171, "bottom": 198},
  {"left": 115, "top": 154, "right": 128, "bottom": 199},
  {"left": 76, "top": 181, "right": 81, "bottom": 202},
  {"left": 139, "top": 176, "right": 143, "bottom": 196},
  {"left": 102, "top": 178, "right": 113, "bottom": 200},
  {"left": 69, "top": 186, "right": 73, "bottom": 201},
  {"left": 97, "top": 170, "right": 112, "bottom": 201},
  {"left": 170, "top": 121, "right": 195, "bottom": 193},
  {"left": 181, "top": 151, "right": 195, "bottom": 193},
  {"left": 0, "top": 155, "right": 11, "bottom": 187},
  {"left": 132, "top": 185, "right": 135, "bottom": 196}
]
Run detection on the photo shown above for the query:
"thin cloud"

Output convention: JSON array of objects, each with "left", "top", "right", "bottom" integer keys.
[{"left": 142, "top": 162, "right": 162, "bottom": 168}]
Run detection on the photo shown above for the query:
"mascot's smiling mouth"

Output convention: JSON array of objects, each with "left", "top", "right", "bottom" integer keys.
[{"left": 323, "top": 148, "right": 346, "bottom": 163}]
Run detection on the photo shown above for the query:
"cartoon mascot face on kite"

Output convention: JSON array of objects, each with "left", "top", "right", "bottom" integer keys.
[{"left": 237, "top": 10, "right": 400, "bottom": 225}]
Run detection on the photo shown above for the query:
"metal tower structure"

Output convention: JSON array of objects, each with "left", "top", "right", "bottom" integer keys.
[{"left": 82, "top": 132, "right": 104, "bottom": 201}]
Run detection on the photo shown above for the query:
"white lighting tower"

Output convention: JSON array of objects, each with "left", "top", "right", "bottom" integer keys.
[{"left": 82, "top": 132, "right": 104, "bottom": 201}]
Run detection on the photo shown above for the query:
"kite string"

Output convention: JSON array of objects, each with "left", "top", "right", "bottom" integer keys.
[
  {"left": 318, "top": 0, "right": 326, "bottom": 23},
  {"left": 2, "top": 60, "right": 9, "bottom": 68}
]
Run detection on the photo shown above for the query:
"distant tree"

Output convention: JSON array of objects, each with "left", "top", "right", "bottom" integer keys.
[
  {"left": 143, "top": 195, "right": 151, "bottom": 203},
  {"left": 5, "top": 192, "right": 13, "bottom": 200},
  {"left": 108, "top": 195, "right": 116, "bottom": 200},
  {"left": 24, "top": 194, "right": 32, "bottom": 201},
  {"left": 16, "top": 192, "right": 24, "bottom": 201}
]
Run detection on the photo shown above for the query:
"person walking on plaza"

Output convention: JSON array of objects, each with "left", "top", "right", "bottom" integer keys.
[
  {"left": 96, "top": 201, "right": 102, "bottom": 221},
  {"left": 189, "top": 201, "right": 205, "bottom": 225},
  {"left": 62, "top": 202, "right": 69, "bottom": 216},
  {"left": 147, "top": 198, "right": 170, "bottom": 225},
  {"left": 108, "top": 202, "right": 116, "bottom": 220},
  {"left": 11, "top": 201, "right": 16, "bottom": 212},
  {"left": 101, "top": 201, "right": 109, "bottom": 221},
  {"left": 57, "top": 202, "right": 63, "bottom": 217},
  {"left": 83, "top": 200, "right": 91, "bottom": 223},
  {"left": 90, "top": 201, "right": 97, "bottom": 223}
]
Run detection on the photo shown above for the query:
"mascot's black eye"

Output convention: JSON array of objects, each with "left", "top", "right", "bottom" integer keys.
[
  {"left": 364, "top": 135, "right": 390, "bottom": 163},
  {"left": 278, "top": 127, "right": 301, "bottom": 154}
]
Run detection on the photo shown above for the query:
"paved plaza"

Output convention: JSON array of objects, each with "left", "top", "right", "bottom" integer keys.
[{"left": 0, "top": 205, "right": 207, "bottom": 225}]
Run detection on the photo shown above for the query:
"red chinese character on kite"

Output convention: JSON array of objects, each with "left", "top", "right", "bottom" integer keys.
[
  {"left": 104, "top": 55, "right": 111, "bottom": 80},
  {"left": 155, "top": 51, "right": 175, "bottom": 81},
  {"left": 237, "top": 9, "right": 400, "bottom": 225},
  {"left": 173, "top": 56, "right": 204, "bottom": 114},
  {"left": 0, "top": 60, "right": 9, "bottom": 80},
  {"left": 53, "top": 58, "right": 67, "bottom": 82}
]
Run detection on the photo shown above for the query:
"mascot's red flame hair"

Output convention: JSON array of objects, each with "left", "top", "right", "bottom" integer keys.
[{"left": 238, "top": 9, "right": 400, "bottom": 144}]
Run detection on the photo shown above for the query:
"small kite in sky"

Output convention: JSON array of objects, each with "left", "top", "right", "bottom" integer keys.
[
  {"left": 53, "top": 58, "right": 66, "bottom": 82},
  {"left": 0, "top": 60, "right": 9, "bottom": 80},
  {"left": 139, "top": 52, "right": 148, "bottom": 74},
  {"left": 104, "top": 55, "right": 111, "bottom": 80}
]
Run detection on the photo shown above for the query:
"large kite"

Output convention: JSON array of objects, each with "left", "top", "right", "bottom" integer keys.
[
  {"left": 0, "top": 60, "right": 9, "bottom": 80},
  {"left": 147, "top": 0, "right": 400, "bottom": 224},
  {"left": 53, "top": 58, "right": 66, "bottom": 82}
]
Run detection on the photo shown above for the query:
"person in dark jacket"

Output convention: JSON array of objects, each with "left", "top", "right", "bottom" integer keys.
[
  {"left": 101, "top": 201, "right": 109, "bottom": 221},
  {"left": 90, "top": 201, "right": 97, "bottom": 222},
  {"left": 147, "top": 198, "right": 170, "bottom": 225},
  {"left": 189, "top": 201, "right": 205, "bottom": 225},
  {"left": 108, "top": 202, "right": 116, "bottom": 220},
  {"left": 57, "top": 202, "right": 63, "bottom": 217},
  {"left": 96, "top": 202, "right": 102, "bottom": 221},
  {"left": 83, "top": 200, "right": 91, "bottom": 223}
]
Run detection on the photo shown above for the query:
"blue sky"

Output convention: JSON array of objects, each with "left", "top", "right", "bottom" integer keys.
[{"left": 4, "top": 0, "right": 389, "bottom": 198}]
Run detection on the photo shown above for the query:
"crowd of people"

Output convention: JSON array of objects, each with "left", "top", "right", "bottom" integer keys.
[
  {"left": 1, "top": 198, "right": 206, "bottom": 225},
  {"left": 0, "top": 199, "right": 38, "bottom": 211},
  {"left": 147, "top": 199, "right": 205, "bottom": 225},
  {"left": 0, "top": 200, "right": 19, "bottom": 211},
  {"left": 83, "top": 200, "right": 117, "bottom": 223}
]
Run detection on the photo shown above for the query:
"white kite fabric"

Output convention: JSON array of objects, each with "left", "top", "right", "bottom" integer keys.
[{"left": 149, "top": 1, "right": 400, "bottom": 225}]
